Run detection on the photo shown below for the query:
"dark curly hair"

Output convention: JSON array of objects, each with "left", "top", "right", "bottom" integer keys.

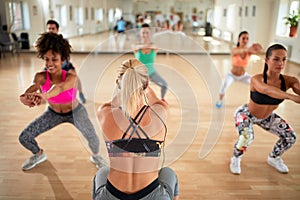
[{"left": 35, "top": 32, "right": 71, "bottom": 61}]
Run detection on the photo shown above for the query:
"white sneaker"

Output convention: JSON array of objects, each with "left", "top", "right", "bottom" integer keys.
[
  {"left": 90, "top": 155, "right": 106, "bottom": 169},
  {"left": 230, "top": 156, "right": 241, "bottom": 174},
  {"left": 22, "top": 151, "right": 47, "bottom": 171},
  {"left": 267, "top": 156, "right": 289, "bottom": 173}
]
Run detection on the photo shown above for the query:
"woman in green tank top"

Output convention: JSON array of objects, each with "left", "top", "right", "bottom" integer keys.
[{"left": 133, "top": 23, "right": 168, "bottom": 100}]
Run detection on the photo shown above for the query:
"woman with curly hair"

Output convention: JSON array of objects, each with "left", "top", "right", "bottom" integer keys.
[{"left": 19, "top": 32, "right": 104, "bottom": 171}]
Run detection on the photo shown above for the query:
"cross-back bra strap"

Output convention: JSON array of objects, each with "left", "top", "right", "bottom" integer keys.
[
  {"left": 121, "top": 105, "right": 149, "bottom": 139},
  {"left": 128, "top": 117, "right": 150, "bottom": 140},
  {"left": 121, "top": 105, "right": 147, "bottom": 139}
]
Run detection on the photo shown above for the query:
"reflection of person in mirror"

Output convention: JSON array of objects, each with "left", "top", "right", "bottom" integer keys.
[
  {"left": 229, "top": 44, "right": 300, "bottom": 175},
  {"left": 19, "top": 32, "right": 104, "bottom": 171},
  {"left": 93, "top": 58, "right": 179, "bottom": 200},
  {"left": 154, "top": 11, "right": 164, "bottom": 31},
  {"left": 114, "top": 16, "right": 128, "bottom": 49},
  {"left": 133, "top": 23, "right": 168, "bottom": 101},
  {"left": 216, "top": 31, "right": 263, "bottom": 108}
]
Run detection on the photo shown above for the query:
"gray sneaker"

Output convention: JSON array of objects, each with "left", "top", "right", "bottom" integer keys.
[
  {"left": 267, "top": 156, "right": 289, "bottom": 173},
  {"left": 22, "top": 151, "right": 47, "bottom": 171},
  {"left": 90, "top": 155, "right": 106, "bottom": 169}
]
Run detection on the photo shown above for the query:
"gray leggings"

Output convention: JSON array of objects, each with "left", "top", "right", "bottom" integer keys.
[
  {"left": 233, "top": 104, "right": 296, "bottom": 157},
  {"left": 19, "top": 104, "right": 99, "bottom": 154},
  {"left": 150, "top": 72, "right": 168, "bottom": 99},
  {"left": 93, "top": 166, "right": 179, "bottom": 200}
]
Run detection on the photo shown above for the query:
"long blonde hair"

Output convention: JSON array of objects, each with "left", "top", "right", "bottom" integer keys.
[{"left": 117, "top": 58, "right": 149, "bottom": 117}]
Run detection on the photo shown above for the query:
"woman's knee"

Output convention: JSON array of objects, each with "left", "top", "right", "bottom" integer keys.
[
  {"left": 286, "top": 130, "right": 296, "bottom": 145},
  {"left": 18, "top": 130, "right": 29, "bottom": 145},
  {"left": 159, "top": 167, "right": 178, "bottom": 185}
]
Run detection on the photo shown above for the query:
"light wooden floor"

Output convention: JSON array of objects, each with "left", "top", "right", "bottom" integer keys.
[{"left": 0, "top": 35, "right": 300, "bottom": 200}]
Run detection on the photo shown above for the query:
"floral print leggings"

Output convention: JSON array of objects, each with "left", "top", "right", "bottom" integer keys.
[{"left": 233, "top": 104, "right": 296, "bottom": 158}]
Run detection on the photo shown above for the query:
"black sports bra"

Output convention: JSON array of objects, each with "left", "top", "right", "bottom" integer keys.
[
  {"left": 105, "top": 105, "right": 164, "bottom": 157},
  {"left": 250, "top": 74, "right": 286, "bottom": 105}
]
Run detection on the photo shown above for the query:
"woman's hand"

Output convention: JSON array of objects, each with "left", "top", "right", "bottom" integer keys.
[
  {"left": 33, "top": 93, "right": 47, "bottom": 104},
  {"left": 19, "top": 93, "right": 41, "bottom": 107},
  {"left": 288, "top": 93, "right": 300, "bottom": 104},
  {"left": 248, "top": 43, "right": 263, "bottom": 53}
]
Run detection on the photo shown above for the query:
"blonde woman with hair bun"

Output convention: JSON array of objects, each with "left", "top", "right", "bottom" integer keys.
[{"left": 93, "top": 58, "right": 180, "bottom": 200}]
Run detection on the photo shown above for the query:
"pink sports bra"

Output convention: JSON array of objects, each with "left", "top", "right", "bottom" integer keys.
[
  {"left": 40, "top": 70, "right": 77, "bottom": 104},
  {"left": 232, "top": 52, "right": 251, "bottom": 67}
]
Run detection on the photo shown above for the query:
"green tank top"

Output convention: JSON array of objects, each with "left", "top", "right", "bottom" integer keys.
[{"left": 135, "top": 49, "right": 156, "bottom": 76}]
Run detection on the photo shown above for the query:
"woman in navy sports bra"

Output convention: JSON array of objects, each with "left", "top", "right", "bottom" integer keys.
[
  {"left": 229, "top": 44, "right": 300, "bottom": 175},
  {"left": 19, "top": 32, "right": 104, "bottom": 171},
  {"left": 93, "top": 58, "right": 179, "bottom": 200}
]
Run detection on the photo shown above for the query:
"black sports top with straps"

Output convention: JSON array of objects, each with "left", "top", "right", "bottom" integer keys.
[
  {"left": 105, "top": 105, "right": 164, "bottom": 157},
  {"left": 250, "top": 74, "right": 286, "bottom": 105}
]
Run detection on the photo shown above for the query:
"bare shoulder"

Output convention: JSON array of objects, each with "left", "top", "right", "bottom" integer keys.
[
  {"left": 250, "top": 74, "right": 264, "bottom": 90},
  {"left": 282, "top": 74, "right": 298, "bottom": 81},
  {"left": 65, "top": 71, "right": 77, "bottom": 83},
  {"left": 282, "top": 74, "right": 300, "bottom": 88},
  {"left": 33, "top": 71, "right": 46, "bottom": 84},
  {"left": 97, "top": 102, "right": 113, "bottom": 119},
  {"left": 251, "top": 73, "right": 263, "bottom": 81},
  {"left": 67, "top": 69, "right": 76, "bottom": 75}
]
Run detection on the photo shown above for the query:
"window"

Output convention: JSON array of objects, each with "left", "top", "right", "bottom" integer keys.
[
  {"left": 115, "top": 8, "right": 122, "bottom": 19},
  {"left": 8, "top": 1, "right": 24, "bottom": 31},
  {"left": 289, "top": 0, "right": 299, "bottom": 15},
  {"left": 108, "top": 9, "right": 114, "bottom": 23},
  {"left": 75, "top": 7, "right": 84, "bottom": 25},
  {"left": 95, "top": 9, "right": 104, "bottom": 21},
  {"left": 276, "top": 0, "right": 300, "bottom": 37},
  {"left": 55, "top": 5, "right": 67, "bottom": 27}
]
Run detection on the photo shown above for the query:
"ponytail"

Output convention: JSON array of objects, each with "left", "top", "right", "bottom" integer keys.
[{"left": 118, "top": 59, "right": 149, "bottom": 117}]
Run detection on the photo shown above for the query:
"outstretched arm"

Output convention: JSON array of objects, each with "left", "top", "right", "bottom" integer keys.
[
  {"left": 35, "top": 73, "right": 77, "bottom": 102},
  {"left": 231, "top": 43, "right": 263, "bottom": 55},
  {"left": 289, "top": 76, "right": 300, "bottom": 96},
  {"left": 19, "top": 73, "right": 44, "bottom": 107},
  {"left": 248, "top": 43, "right": 263, "bottom": 54},
  {"left": 251, "top": 75, "right": 300, "bottom": 104},
  {"left": 132, "top": 43, "right": 158, "bottom": 53}
]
